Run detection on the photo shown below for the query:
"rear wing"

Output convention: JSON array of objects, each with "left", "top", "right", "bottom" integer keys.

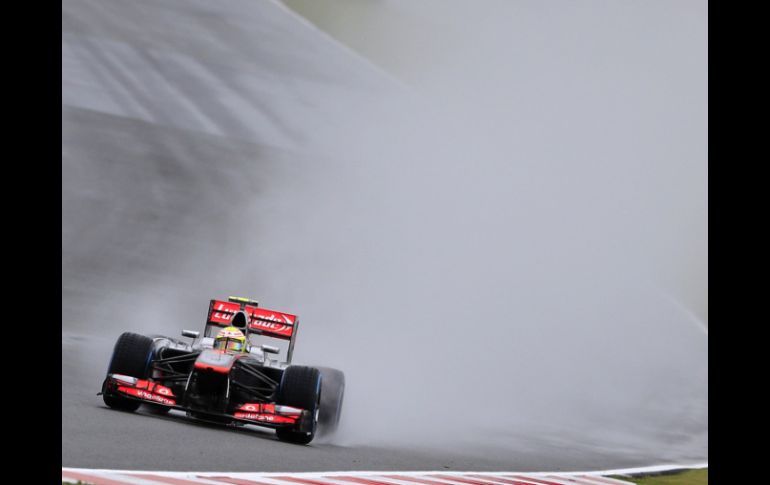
[{"left": 206, "top": 298, "right": 299, "bottom": 363}]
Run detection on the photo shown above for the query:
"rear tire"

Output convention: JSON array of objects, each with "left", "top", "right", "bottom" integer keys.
[
  {"left": 103, "top": 332, "right": 155, "bottom": 412},
  {"left": 275, "top": 366, "right": 321, "bottom": 444}
]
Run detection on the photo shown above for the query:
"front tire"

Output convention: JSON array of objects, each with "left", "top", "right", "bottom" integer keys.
[
  {"left": 103, "top": 332, "right": 154, "bottom": 412},
  {"left": 275, "top": 366, "right": 321, "bottom": 444}
]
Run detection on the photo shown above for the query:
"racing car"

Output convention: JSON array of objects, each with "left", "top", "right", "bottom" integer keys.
[{"left": 99, "top": 296, "right": 345, "bottom": 444}]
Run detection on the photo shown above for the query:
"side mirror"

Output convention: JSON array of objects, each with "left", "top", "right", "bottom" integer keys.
[
  {"left": 182, "top": 330, "right": 200, "bottom": 339},
  {"left": 261, "top": 344, "right": 280, "bottom": 354}
]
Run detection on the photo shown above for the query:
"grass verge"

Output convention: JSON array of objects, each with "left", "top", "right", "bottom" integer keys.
[{"left": 611, "top": 468, "right": 707, "bottom": 485}]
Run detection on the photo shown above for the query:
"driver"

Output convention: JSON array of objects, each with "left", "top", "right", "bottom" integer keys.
[{"left": 213, "top": 326, "right": 249, "bottom": 353}]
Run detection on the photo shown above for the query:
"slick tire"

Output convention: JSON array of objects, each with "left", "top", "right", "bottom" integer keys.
[
  {"left": 103, "top": 332, "right": 155, "bottom": 412},
  {"left": 316, "top": 367, "right": 345, "bottom": 438},
  {"left": 275, "top": 366, "right": 321, "bottom": 445}
]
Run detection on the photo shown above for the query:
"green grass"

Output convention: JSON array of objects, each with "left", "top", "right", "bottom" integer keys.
[{"left": 612, "top": 468, "right": 707, "bottom": 485}]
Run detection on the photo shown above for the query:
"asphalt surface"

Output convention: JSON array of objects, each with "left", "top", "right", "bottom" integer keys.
[
  {"left": 62, "top": 0, "right": 706, "bottom": 472},
  {"left": 64, "top": 331, "right": 702, "bottom": 472}
]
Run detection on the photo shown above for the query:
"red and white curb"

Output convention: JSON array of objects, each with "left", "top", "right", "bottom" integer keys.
[{"left": 62, "top": 465, "right": 707, "bottom": 485}]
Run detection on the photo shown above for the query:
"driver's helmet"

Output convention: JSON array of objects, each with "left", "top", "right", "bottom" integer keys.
[{"left": 213, "top": 326, "right": 248, "bottom": 353}]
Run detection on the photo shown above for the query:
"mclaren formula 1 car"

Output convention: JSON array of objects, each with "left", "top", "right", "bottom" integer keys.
[{"left": 99, "top": 296, "right": 345, "bottom": 444}]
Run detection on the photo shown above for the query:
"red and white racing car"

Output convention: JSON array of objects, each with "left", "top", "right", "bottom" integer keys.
[{"left": 100, "top": 296, "right": 344, "bottom": 444}]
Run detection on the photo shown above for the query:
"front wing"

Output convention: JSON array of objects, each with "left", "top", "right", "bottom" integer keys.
[{"left": 100, "top": 373, "right": 311, "bottom": 430}]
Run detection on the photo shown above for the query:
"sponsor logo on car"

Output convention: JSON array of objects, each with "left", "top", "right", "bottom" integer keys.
[
  {"left": 207, "top": 300, "right": 296, "bottom": 338},
  {"left": 233, "top": 411, "right": 296, "bottom": 424},
  {"left": 118, "top": 386, "right": 176, "bottom": 406}
]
